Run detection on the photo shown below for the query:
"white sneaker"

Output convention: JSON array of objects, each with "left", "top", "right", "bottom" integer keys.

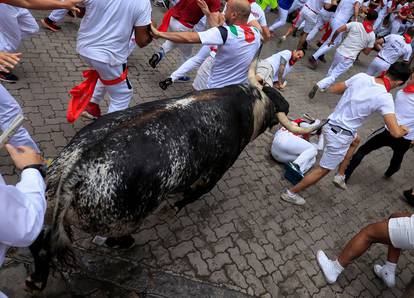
[
  {"left": 374, "top": 264, "right": 396, "bottom": 288},
  {"left": 278, "top": 36, "right": 286, "bottom": 44},
  {"left": 316, "top": 250, "right": 342, "bottom": 284},
  {"left": 280, "top": 189, "right": 306, "bottom": 205},
  {"left": 333, "top": 174, "right": 347, "bottom": 190}
]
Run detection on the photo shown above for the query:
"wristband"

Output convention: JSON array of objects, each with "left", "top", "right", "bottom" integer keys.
[{"left": 23, "top": 164, "right": 47, "bottom": 178}]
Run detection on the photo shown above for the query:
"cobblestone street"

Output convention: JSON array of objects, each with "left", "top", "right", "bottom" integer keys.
[{"left": 0, "top": 6, "right": 414, "bottom": 298}]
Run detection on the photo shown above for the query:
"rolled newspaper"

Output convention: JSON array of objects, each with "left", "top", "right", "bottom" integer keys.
[{"left": 0, "top": 114, "right": 24, "bottom": 148}]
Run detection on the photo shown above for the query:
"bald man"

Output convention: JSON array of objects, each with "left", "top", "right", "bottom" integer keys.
[{"left": 151, "top": 0, "right": 261, "bottom": 89}]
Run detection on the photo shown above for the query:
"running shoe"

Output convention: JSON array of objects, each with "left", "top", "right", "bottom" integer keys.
[
  {"left": 0, "top": 71, "right": 18, "bottom": 83},
  {"left": 41, "top": 17, "right": 62, "bottom": 32},
  {"left": 159, "top": 78, "right": 173, "bottom": 90}
]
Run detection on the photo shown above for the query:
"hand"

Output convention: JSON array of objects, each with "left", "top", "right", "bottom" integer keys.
[
  {"left": 150, "top": 23, "right": 161, "bottom": 39},
  {"left": 0, "top": 51, "right": 21, "bottom": 73},
  {"left": 5, "top": 144, "right": 43, "bottom": 170},
  {"left": 197, "top": 0, "right": 210, "bottom": 15},
  {"left": 328, "top": 40, "right": 334, "bottom": 46},
  {"left": 400, "top": 125, "right": 409, "bottom": 136},
  {"left": 62, "top": 0, "right": 83, "bottom": 12}
]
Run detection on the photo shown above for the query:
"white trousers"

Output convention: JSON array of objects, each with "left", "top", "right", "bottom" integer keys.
[
  {"left": 269, "top": 8, "right": 289, "bottom": 31},
  {"left": 289, "top": 0, "right": 306, "bottom": 13},
  {"left": 161, "top": 17, "right": 194, "bottom": 64},
  {"left": 271, "top": 130, "right": 321, "bottom": 173},
  {"left": 373, "top": 10, "right": 387, "bottom": 31},
  {"left": 294, "top": 6, "right": 318, "bottom": 33},
  {"left": 171, "top": 45, "right": 211, "bottom": 81},
  {"left": 317, "top": 51, "right": 354, "bottom": 89},
  {"left": 366, "top": 57, "right": 390, "bottom": 76},
  {"left": 0, "top": 84, "right": 39, "bottom": 151},
  {"left": 48, "top": 9, "right": 68, "bottom": 23},
  {"left": 306, "top": 11, "right": 331, "bottom": 42},
  {"left": 81, "top": 56, "right": 133, "bottom": 114},
  {"left": 193, "top": 55, "right": 214, "bottom": 91},
  {"left": 0, "top": 4, "right": 39, "bottom": 52},
  {"left": 312, "top": 19, "right": 344, "bottom": 60}
]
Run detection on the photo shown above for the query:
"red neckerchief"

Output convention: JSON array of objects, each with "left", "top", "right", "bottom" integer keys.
[
  {"left": 289, "top": 51, "right": 297, "bottom": 66},
  {"left": 377, "top": 71, "right": 391, "bottom": 92},
  {"left": 403, "top": 84, "right": 414, "bottom": 93},
  {"left": 403, "top": 33, "right": 412, "bottom": 43},
  {"left": 362, "top": 20, "right": 374, "bottom": 33}
]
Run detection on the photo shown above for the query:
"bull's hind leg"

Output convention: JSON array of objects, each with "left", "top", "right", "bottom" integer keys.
[{"left": 174, "top": 168, "right": 226, "bottom": 212}]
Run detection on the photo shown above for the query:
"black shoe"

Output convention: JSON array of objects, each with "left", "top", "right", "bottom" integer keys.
[
  {"left": 159, "top": 77, "right": 173, "bottom": 90},
  {"left": 316, "top": 41, "right": 323, "bottom": 47},
  {"left": 308, "top": 57, "right": 318, "bottom": 70},
  {"left": 149, "top": 52, "right": 163, "bottom": 68},
  {"left": 403, "top": 189, "right": 414, "bottom": 207},
  {"left": 303, "top": 41, "right": 308, "bottom": 50},
  {"left": 308, "top": 84, "right": 319, "bottom": 99},
  {"left": 318, "top": 55, "right": 327, "bottom": 63},
  {"left": 104, "top": 235, "right": 135, "bottom": 249},
  {"left": 0, "top": 71, "right": 18, "bottom": 83}
]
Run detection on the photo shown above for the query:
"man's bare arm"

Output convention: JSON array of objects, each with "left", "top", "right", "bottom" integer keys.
[
  {"left": 329, "top": 25, "right": 348, "bottom": 45},
  {"left": 329, "top": 81, "right": 347, "bottom": 94},
  {"left": 277, "top": 57, "right": 287, "bottom": 86},
  {"left": 384, "top": 113, "right": 409, "bottom": 138},
  {"left": 151, "top": 24, "right": 201, "bottom": 43},
  {"left": 135, "top": 25, "right": 153, "bottom": 48},
  {"left": 4, "top": 0, "right": 81, "bottom": 10},
  {"left": 353, "top": 1, "right": 361, "bottom": 21}
]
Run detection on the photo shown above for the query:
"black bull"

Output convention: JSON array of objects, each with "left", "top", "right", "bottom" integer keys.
[{"left": 26, "top": 85, "right": 320, "bottom": 291}]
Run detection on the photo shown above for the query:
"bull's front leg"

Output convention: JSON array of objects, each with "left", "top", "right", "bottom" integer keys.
[{"left": 174, "top": 167, "right": 226, "bottom": 212}]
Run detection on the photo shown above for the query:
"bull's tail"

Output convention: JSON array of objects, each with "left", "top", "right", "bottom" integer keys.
[{"left": 27, "top": 156, "right": 79, "bottom": 292}]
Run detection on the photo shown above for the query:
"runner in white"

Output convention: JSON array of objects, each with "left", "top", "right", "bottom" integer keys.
[
  {"left": 152, "top": 0, "right": 261, "bottom": 89},
  {"left": 271, "top": 118, "right": 324, "bottom": 174},
  {"left": 0, "top": 3, "right": 39, "bottom": 82},
  {"left": 158, "top": 0, "right": 265, "bottom": 90},
  {"left": 256, "top": 49, "right": 305, "bottom": 89},
  {"left": 367, "top": 28, "right": 413, "bottom": 76},
  {"left": 308, "top": 12, "right": 377, "bottom": 98},
  {"left": 390, "top": 2, "right": 413, "bottom": 34},
  {"left": 294, "top": 0, "right": 334, "bottom": 49},
  {"left": 281, "top": 62, "right": 411, "bottom": 205},
  {"left": 308, "top": 0, "right": 362, "bottom": 69},
  {"left": 373, "top": 0, "right": 391, "bottom": 30},
  {"left": 73, "top": 0, "right": 152, "bottom": 118}
]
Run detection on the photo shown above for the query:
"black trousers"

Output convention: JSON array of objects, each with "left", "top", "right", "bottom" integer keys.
[{"left": 345, "top": 127, "right": 412, "bottom": 181}]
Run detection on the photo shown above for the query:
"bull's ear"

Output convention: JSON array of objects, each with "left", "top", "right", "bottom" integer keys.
[{"left": 262, "top": 86, "right": 289, "bottom": 115}]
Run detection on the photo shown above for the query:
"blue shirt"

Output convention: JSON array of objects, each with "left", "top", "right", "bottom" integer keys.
[{"left": 278, "top": 0, "right": 294, "bottom": 10}]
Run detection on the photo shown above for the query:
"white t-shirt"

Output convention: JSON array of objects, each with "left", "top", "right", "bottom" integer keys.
[
  {"left": 306, "top": 0, "right": 332, "bottom": 13},
  {"left": 264, "top": 50, "right": 293, "bottom": 82},
  {"left": 250, "top": 2, "right": 268, "bottom": 27},
  {"left": 390, "top": 90, "right": 414, "bottom": 140},
  {"left": 337, "top": 22, "right": 376, "bottom": 59},
  {"left": 333, "top": 0, "right": 362, "bottom": 24},
  {"left": 328, "top": 73, "right": 395, "bottom": 132},
  {"left": 379, "top": 34, "right": 412, "bottom": 63},
  {"left": 198, "top": 25, "right": 261, "bottom": 88},
  {"left": 77, "top": 0, "right": 152, "bottom": 66}
]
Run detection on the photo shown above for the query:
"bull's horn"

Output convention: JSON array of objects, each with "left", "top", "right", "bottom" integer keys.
[
  {"left": 248, "top": 44, "right": 263, "bottom": 89},
  {"left": 277, "top": 112, "right": 328, "bottom": 134}
]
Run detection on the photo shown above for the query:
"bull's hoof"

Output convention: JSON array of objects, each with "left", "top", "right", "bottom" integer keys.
[
  {"left": 104, "top": 235, "right": 135, "bottom": 249},
  {"left": 25, "top": 275, "right": 46, "bottom": 293}
]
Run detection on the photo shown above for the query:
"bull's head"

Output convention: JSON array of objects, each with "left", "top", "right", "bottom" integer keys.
[{"left": 247, "top": 48, "right": 326, "bottom": 135}]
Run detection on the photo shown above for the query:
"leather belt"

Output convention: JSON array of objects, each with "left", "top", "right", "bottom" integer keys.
[{"left": 377, "top": 55, "right": 391, "bottom": 64}]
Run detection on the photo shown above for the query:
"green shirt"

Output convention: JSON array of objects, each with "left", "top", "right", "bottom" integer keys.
[{"left": 256, "top": 0, "right": 278, "bottom": 10}]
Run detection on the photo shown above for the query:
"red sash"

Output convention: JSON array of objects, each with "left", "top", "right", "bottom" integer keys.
[
  {"left": 158, "top": 8, "right": 174, "bottom": 32},
  {"left": 66, "top": 68, "right": 128, "bottom": 123},
  {"left": 289, "top": 51, "right": 297, "bottom": 66}
]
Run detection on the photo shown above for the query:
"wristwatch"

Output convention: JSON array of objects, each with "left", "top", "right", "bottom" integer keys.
[{"left": 23, "top": 164, "right": 47, "bottom": 178}]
